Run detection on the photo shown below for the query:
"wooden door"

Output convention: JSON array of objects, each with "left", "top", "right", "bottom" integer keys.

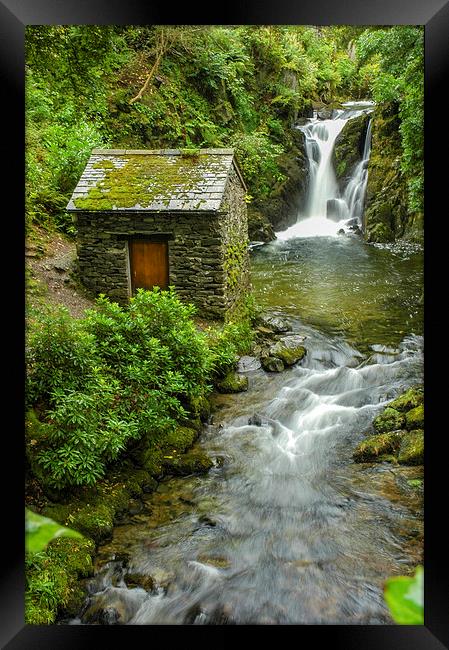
[{"left": 129, "top": 239, "right": 169, "bottom": 293}]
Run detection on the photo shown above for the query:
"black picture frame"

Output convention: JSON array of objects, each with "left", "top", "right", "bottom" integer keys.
[{"left": 1, "top": 0, "right": 447, "bottom": 647}]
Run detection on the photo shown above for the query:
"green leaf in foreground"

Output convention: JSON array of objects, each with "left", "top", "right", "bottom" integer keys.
[
  {"left": 384, "top": 565, "right": 424, "bottom": 624},
  {"left": 25, "top": 508, "right": 83, "bottom": 554}
]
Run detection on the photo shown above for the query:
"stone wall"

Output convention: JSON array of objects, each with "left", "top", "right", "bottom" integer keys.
[
  {"left": 73, "top": 164, "right": 250, "bottom": 318},
  {"left": 220, "top": 165, "right": 250, "bottom": 313}
]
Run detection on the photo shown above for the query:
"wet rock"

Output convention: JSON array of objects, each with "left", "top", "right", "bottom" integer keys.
[
  {"left": 337, "top": 229, "right": 346, "bottom": 235},
  {"left": 146, "top": 567, "right": 175, "bottom": 590},
  {"left": 259, "top": 314, "right": 290, "bottom": 333},
  {"left": 261, "top": 356, "right": 285, "bottom": 373},
  {"left": 317, "top": 108, "right": 333, "bottom": 120},
  {"left": 127, "top": 499, "right": 144, "bottom": 516},
  {"left": 196, "top": 554, "right": 231, "bottom": 569},
  {"left": 215, "top": 371, "right": 249, "bottom": 393},
  {"left": 373, "top": 407, "right": 406, "bottom": 434},
  {"left": 81, "top": 586, "right": 147, "bottom": 625},
  {"left": 237, "top": 355, "right": 262, "bottom": 372},
  {"left": 398, "top": 430, "right": 424, "bottom": 465},
  {"left": 162, "top": 449, "right": 213, "bottom": 477},
  {"left": 256, "top": 325, "right": 276, "bottom": 337},
  {"left": 269, "top": 335, "right": 307, "bottom": 366},
  {"left": 405, "top": 404, "right": 424, "bottom": 430},
  {"left": 125, "top": 572, "right": 155, "bottom": 592},
  {"left": 333, "top": 112, "right": 370, "bottom": 188},
  {"left": 388, "top": 385, "right": 423, "bottom": 412},
  {"left": 248, "top": 413, "right": 284, "bottom": 437},
  {"left": 208, "top": 604, "right": 236, "bottom": 624},
  {"left": 247, "top": 206, "right": 276, "bottom": 242},
  {"left": 326, "top": 198, "right": 345, "bottom": 222},
  {"left": 353, "top": 430, "right": 405, "bottom": 463},
  {"left": 198, "top": 514, "right": 217, "bottom": 527}
]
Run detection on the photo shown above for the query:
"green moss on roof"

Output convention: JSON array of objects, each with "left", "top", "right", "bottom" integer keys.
[{"left": 72, "top": 152, "right": 231, "bottom": 211}]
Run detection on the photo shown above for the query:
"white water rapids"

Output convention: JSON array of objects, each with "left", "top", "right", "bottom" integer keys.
[{"left": 71, "top": 328, "right": 423, "bottom": 625}]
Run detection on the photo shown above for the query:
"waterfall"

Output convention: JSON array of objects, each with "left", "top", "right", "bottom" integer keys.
[{"left": 278, "top": 101, "right": 374, "bottom": 240}]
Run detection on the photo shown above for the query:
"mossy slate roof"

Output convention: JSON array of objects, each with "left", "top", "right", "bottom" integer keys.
[{"left": 66, "top": 148, "right": 246, "bottom": 212}]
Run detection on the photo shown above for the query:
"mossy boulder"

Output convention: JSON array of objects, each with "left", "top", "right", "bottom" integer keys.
[
  {"left": 67, "top": 503, "right": 115, "bottom": 543},
  {"left": 372, "top": 407, "right": 406, "bottom": 434},
  {"left": 247, "top": 206, "right": 276, "bottom": 243},
  {"left": 405, "top": 404, "right": 424, "bottom": 430},
  {"left": 353, "top": 430, "right": 405, "bottom": 463},
  {"left": 137, "top": 425, "right": 199, "bottom": 477},
  {"left": 365, "top": 221, "right": 395, "bottom": 243},
  {"left": 398, "top": 429, "right": 424, "bottom": 465},
  {"left": 389, "top": 386, "right": 423, "bottom": 412},
  {"left": 188, "top": 394, "right": 211, "bottom": 421},
  {"left": 261, "top": 356, "right": 285, "bottom": 372},
  {"left": 162, "top": 448, "right": 213, "bottom": 476},
  {"left": 215, "top": 371, "right": 249, "bottom": 393},
  {"left": 25, "top": 536, "right": 96, "bottom": 624},
  {"left": 269, "top": 335, "right": 306, "bottom": 366}
]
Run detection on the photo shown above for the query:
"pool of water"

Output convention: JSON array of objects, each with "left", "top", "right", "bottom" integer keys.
[{"left": 251, "top": 234, "right": 423, "bottom": 353}]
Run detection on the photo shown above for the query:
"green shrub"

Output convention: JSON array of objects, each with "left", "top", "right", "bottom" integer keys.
[
  {"left": 25, "top": 307, "right": 100, "bottom": 409},
  {"left": 206, "top": 319, "right": 254, "bottom": 379},
  {"left": 84, "top": 288, "right": 212, "bottom": 401},
  {"left": 26, "top": 289, "right": 215, "bottom": 489}
]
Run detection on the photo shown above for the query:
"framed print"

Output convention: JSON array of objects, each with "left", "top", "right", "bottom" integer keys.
[{"left": 1, "top": 0, "right": 447, "bottom": 647}]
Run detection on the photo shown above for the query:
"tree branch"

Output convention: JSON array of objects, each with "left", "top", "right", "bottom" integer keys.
[{"left": 129, "top": 31, "right": 167, "bottom": 105}]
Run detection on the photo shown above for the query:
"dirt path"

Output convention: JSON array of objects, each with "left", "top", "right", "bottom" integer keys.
[{"left": 26, "top": 229, "right": 96, "bottom": 318}]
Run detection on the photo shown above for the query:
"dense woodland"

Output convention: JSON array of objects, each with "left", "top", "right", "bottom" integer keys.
[
  {"left": 26, "top": 25, "right": 424, "bottom": 234},
  {"left": 24, "top": 25, "right": 424, "bottom": 626}
]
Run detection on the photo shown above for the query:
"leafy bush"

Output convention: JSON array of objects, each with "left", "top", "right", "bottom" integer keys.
[
  {"left": 232, "top": 132, "right": 285, "bottom": 198},
  {"left": 84, "top": 288, "right": 212, "bottom": 401},
  {"left": 26, "top": 289, "right": 215, "bottom": 489},
  {"left": 26, "top": 307, "right": 100, "bottom": 409}
]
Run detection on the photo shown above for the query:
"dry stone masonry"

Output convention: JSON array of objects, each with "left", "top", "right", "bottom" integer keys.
[{"left": 67, "top": 149, "right": 249, "bottom": 318}]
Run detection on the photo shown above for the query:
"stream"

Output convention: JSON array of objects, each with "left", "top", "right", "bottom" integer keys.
[{"left": 68, "top": 103, "right": 424, "bottom": 626}]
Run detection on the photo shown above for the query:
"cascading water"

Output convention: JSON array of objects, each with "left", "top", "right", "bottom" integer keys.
[{"left": 278, "top": 101, "right": 374, "bottom": 240}]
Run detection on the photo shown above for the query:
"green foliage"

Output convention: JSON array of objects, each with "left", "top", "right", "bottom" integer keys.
[
  {"left": 25, "top": 535, "right": 95, "bottom": 624},
  {"left": 25, "top": 307, "right": 100, "bottom": 409},
  {"left": 356, "top": 26, "right": 424, "bottom": 214},
  {"left": 232, "top": 132, "right": 285, "bottom": 197},
  {"left": 206, "top": 319, "right": 254, "bottom": 379},
  {"left": 26, "top": 289, "right": 213, "bottom": 490},
  {"left": 25, "top": 508, "right": 83, "bottom": 554},
  {"left": 384, "top": 566, "right": 424, "bottom": 625}
]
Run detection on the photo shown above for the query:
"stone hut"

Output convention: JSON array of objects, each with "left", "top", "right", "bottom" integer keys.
[{"left": 67, "top": 148, "right": 249, "bottom": 318}]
